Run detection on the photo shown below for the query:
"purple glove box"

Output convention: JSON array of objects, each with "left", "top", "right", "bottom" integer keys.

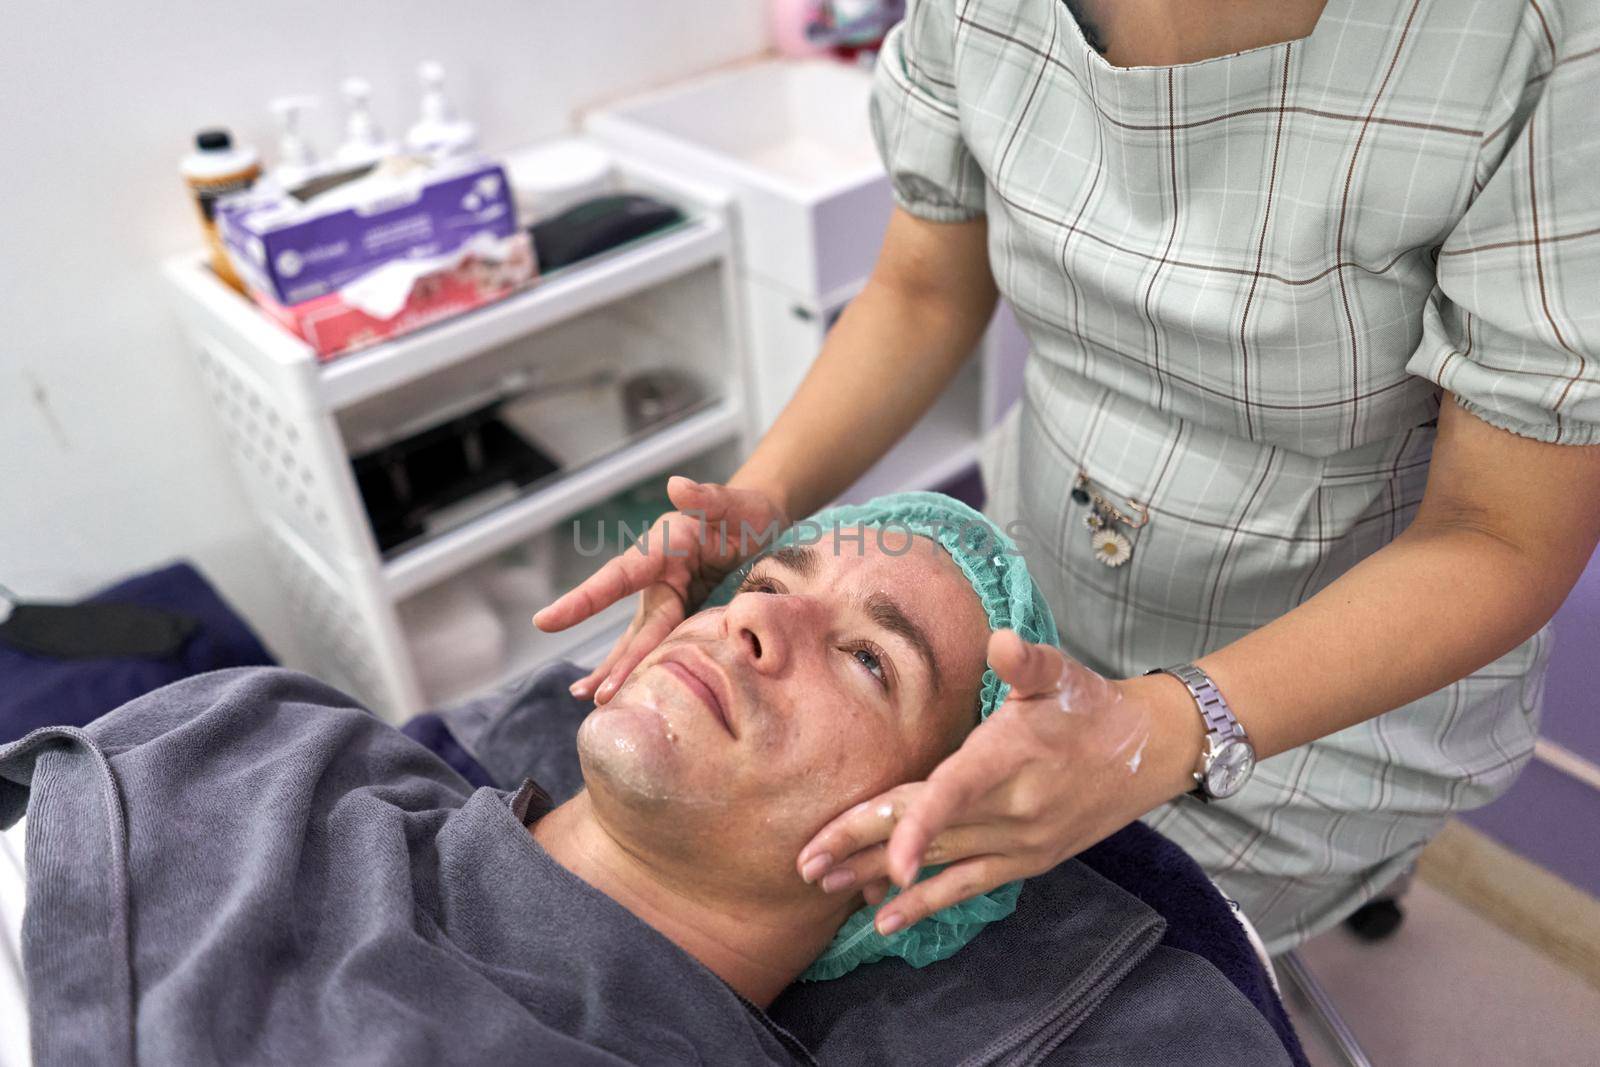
[{"left": 216, "top": 159, "right": 518, "bottom": 307}]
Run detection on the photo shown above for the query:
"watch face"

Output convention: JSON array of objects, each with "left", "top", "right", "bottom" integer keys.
[{"left": 1205, "top": 739, "right": 1256, "bottom": 799}]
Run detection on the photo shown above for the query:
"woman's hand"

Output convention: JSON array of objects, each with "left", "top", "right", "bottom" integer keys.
[
  {"left": 533, "top": 477, "right": 789, "bottom": 703},
  {"left": 795, "top": 630, "right": 1202, "bottom": 934}
]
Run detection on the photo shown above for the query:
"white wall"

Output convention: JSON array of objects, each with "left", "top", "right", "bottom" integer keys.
[{"left": 0, "top": 2, "right": 769, "bottom": 658}]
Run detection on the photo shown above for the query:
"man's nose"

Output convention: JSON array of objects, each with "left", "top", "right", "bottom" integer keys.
[{"left": 722, "top": 588, "right": 822, "bottom": 677}]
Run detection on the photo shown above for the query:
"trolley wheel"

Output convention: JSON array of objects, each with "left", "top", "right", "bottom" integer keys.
[{"left": 1344, "top": 897, "right": 1405, "bottom": 941}]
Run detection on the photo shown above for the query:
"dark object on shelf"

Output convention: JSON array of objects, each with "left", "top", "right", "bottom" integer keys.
[
  {"left": 286, "top": 161, "right": 377, "bottom": 202},
  {"left": 0, "top": 562, "right": 275, "bottom": 747},
  {"left": 352, "top": 401, "right": 560, "bottom": 554},
  {"left": 0, "top": 600, "right": 199, "bottom": 660},
  {"left": 622, "top": 368, "right": 704, "bottom": 435},
  {"left": 1344, "top": 897, "right": 1405, "bottom": 941},
  {"left": 529, "top": 194, "right": 687, "bottom": 271}
]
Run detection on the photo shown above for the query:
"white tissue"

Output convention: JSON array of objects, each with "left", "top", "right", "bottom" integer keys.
[{"left": 339, "top": 230, "right": 507, "bottom": 320}]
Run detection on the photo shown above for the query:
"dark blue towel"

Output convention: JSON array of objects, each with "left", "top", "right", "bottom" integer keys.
[
  {"left": 0, "top": 561, "right": 275, "bottom": 746},
  {"left": 401, "top": 713, "right": 496, "bottom": 789},
  {"left": 1080, "top": 820, "right": 1308, "bottom": 1066}
]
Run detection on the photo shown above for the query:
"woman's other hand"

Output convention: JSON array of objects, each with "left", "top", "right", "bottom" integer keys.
[
  {"left": 533, "top": 477, "right": 789, "bottom": 703},
  {"left": 795, "top": 630, "right": 1203, "bottom": 932}
]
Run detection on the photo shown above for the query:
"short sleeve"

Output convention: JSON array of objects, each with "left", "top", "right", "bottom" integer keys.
[
  {"left": 869, "top": 0, "right": 987, "bottom": 222},
  {"left": 1405, "top": 2, "right": 1600, "bottom": 445}
]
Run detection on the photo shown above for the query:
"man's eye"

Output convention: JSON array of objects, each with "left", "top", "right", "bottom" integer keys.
[
  {"left": 737, "top": 573, "right": 779, "bottom": 594},
  {"left": 846, "top": 643, "right": 889, "bottom": 690}
]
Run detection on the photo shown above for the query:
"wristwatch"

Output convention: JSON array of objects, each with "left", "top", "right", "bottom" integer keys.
[{"left": 1145, "top": 663, "right": 1256, "bottom": 802}]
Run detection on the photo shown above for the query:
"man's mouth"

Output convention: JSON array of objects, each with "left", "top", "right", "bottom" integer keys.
[{"left": 659, "top": 651, "right": 737, "bottom": 738}]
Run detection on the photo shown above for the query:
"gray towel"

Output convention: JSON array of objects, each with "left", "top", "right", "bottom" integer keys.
[{"left": 0, "top": 667, "right": 804, "bottom": 1066}]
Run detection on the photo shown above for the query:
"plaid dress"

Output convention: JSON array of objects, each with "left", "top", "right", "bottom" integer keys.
[{"left": 872, "top": 0, "right": 1599, "bottom": 951}]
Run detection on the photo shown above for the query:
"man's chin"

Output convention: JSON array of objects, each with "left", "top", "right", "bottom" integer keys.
[{"left": 576, "top": 709, "right": 736, "bottom": 813}]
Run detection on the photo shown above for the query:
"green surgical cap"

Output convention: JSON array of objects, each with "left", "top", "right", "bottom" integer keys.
[{"left": 698, "top": 490, "right": 1060, "bottom": 981}]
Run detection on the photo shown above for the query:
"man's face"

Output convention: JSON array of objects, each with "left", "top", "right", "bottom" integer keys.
[{"left": 576, "top": 530, "right": 991, "bottom": 892}]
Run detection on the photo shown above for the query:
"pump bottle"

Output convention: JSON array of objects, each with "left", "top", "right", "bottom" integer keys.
[
  {"left": 335, "top": 77, "right": 397, "bottom": 168},
  {"left": 405, "top": 61, "right": 478, "bottom": 159}
]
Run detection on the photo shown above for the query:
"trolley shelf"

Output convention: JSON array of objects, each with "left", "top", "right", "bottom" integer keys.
[
  {"left": 162, "top": 213, "right": 730, "bottom": 414},
  {"left": 382, "top": 398, "right": 744, "bottom": 599},
  {"left": 321, "top": 218, "right": 727, "bottom": 409}
]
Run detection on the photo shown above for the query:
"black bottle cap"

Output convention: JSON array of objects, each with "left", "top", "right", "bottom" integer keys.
[{"left": 195, "top": 129, "right": 233, "bottom": 152}]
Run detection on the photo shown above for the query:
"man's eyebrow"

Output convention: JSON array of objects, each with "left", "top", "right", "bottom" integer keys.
[
  {"left": 861, "top": 591, "right": 943, "bottom": 697},
  {"left": 761, "top": 544, "right": 941, "bottom": 695},
  {"left": 763, "top": 544, "right": 822, "bottom": 579}
]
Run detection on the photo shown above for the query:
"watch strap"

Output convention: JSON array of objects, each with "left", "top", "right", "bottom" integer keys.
[
  {"left": 1159, "top": 662, "right": 1246, "bottom": 742},
  {"left": 1144, "top": 662, "right": 1248, "bottom": 802}
]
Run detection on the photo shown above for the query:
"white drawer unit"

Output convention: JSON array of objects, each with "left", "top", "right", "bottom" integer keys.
[{"left": 165, "top": 153, "right": 752, "bottom": 722}]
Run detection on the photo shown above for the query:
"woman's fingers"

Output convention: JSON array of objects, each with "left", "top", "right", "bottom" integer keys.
[
  {"left": 548, "top": 476, "right": 791, "bottom": 704},
  {"left": 663, "top": 474, "right": 704, "bottom": 506},
  {"left": 861, "top": 877, "right": 893, "bottom": 907},
  {"left": 572, "top": 634, "right": 636, "bottom": 703},
  {"left": 569, "top": 608, "right": 648, "bottom": 699},
  {"left": 813, "top": 825, "right": 990, "bottom": 893},
  {"left": 871, "top": 855, "right": 1012, "bottom": 936},
  {"left": 986, "top": 629, "right": 1070, "bottom": 700},
  {"left": 797, "top": 785, "right": 923, "bottom": 883},
  {"left": 660, "top": 478, "right": 728, "bottom": 555},
  {"left": 884, "top": 762, "right": 986, "bottom": 888},
  {"left": 667, "top": 477, "right": 789, "bottom": 563},
  {"left": 813, "top": 844, "right": 885, "bottom": 893},
  {"left": 533, "top": 541, "right": 667, "bottom": 633},
  {"left": 591, "top": 595, "right": 684, "bottom": 703},
  {"left": 568, "top": 662, "right": 612, "bottom": 702},
  {"left": 539, "top": 477, "right": 784, "bottom": 654},
  {"left": 537, "top": 479, "right": 775, "bottom": 634}
]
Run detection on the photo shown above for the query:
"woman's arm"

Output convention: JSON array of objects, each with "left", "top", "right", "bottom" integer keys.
[
  {"left": 729, "top": 206, "right": 999, "bottom": 519},
  {"left": 800, "top": 396, "right": 1600, "bottom": 930},
  {"left": 1132, "top": 395, "right": 1600, "bottom": 770}
]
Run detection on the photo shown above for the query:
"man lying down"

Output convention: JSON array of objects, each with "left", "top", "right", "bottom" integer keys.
[{"left": 0, "top": 493, "right": 1294, "bottom": 1066}]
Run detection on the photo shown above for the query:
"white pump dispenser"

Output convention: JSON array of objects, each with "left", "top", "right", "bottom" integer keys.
[
  {"left": 406, "top": 61, "right": 478, "bottom": 159},
  {"left": 335, "top": 76, "right": 397, "bottom": 167},
  {"left": 269, "top": 95, "right": 321, "bottom": 189}
]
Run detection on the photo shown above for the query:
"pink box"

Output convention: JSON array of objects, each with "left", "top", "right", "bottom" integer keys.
[{"left": 249, "top": 231, "right": 536, "bottom": 362}]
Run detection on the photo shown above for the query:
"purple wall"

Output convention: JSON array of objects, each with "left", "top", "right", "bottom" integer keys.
[
  {"left": 1463, "top": 756, "right": 1600, "bottom": 896},
  {"left": 1528, "top": 547, "right": 1600, "bottom": 761},
  {"left": 1463, "top": 545, "right": 1600, "bottom": 898}
]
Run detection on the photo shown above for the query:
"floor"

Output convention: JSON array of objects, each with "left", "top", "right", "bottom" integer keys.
[{"left": 1282, "top": 881, "right": 1600, "bottom": 1065}]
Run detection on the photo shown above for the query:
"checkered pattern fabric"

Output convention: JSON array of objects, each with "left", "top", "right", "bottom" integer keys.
[{"left": 873, "top": 0, "right": 1596, "bottom": 951}]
